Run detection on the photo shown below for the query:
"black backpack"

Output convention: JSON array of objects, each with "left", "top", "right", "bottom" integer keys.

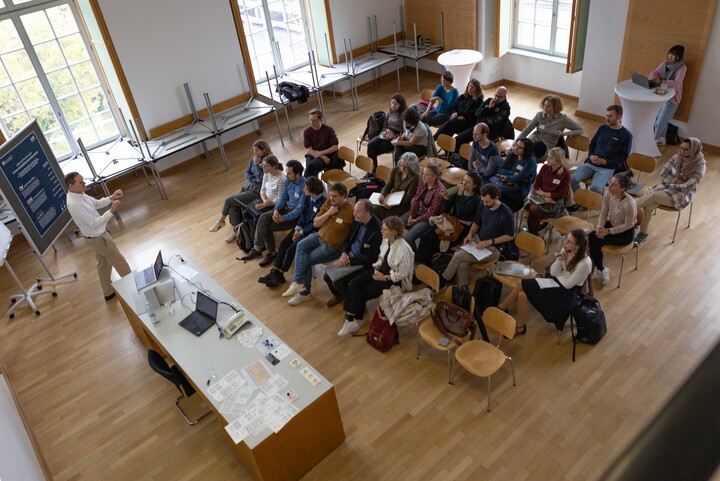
[
  {"left": 276, "top": 81, "right": 310, "bottom": 104},
  {"left": 570, "top": 294, "right": 607, "bottom": 361},
  {"left": 472, "top": 276, "right": 502, "bottom": 342},
  {"left": 362, "top": 111, "right": 387, "bottom": 141},
  {"left": 349, "top": 178, "right": 385, "bottom": 200}
]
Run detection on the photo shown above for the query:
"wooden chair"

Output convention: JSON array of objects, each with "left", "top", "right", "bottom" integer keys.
[
  {"left": 626, "top": 153, "right": 657, "bottom": 197},
  {"left": 496, "top": 116, "right": 530, "bottom": 153},
  {"left": 354, "top": 154, "right": 374, "bottom": 177},
  {"left": 601, "top": 207, "right": 643, "bottom": 288},
  {"left": 418, "top": 288, "right": 475, "bottom": 384},
  {"left": 420, "top": 89, "right": 434, "bottom": 102},
  {"left": 565, "top": 135, "right": 590, "bottom": 163},
  {"left": 375, "top": 164, "right": 392, "bottom": 184},
  {"left": 408, "top": 264, "right": 441, "bottom": 357},
  {"left": 419, "top": 157, "right": 451, "bottom": 171},
  {"left": 436, "top": 134, "right": 456, "bottom": 158},
  {"left": 546, "top": 189, "right": 603, "bottom": 242},
  {"left": 322, "top": 146, "right": 354, "bottom": 183},
  {"left": 453, "top": 307, "right": 517, "bottom": 412},
  {"left": 459, "top": 143, "right": 472, "bottom": 166},
  {"left": 657, "top": 202, "right": 693, "bottom": 244},
  {"left": 492, "top": 232, "right": 545, "bottom": 289}
]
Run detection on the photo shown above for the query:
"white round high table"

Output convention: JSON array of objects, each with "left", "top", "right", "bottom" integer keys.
[
  {"left": 614, "top": 80, "right": 674, "bottom": 157},
  {"left": 437, "top": 49, "right": 483, "bottom": 90}
]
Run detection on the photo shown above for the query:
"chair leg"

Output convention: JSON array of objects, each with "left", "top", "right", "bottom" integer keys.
[
  {"left": 174, "top": 395, "right": 211, "bottom": 426},
  {"left": 671, "top": 210, "right": 681, "bottom": 243},
  {"left": 635, "top": 244, "right": 640, "bottom": 270},
  {"left": 507, "top": 356, "right": 516, "bottom": 386},
  {"left": 486, "top": 376, "right": 492, "bottom": 412},
  {"left": 616, "top": 254, "right": 626, "bottom": 289},
  {"left": 557, "top": 328, "right": 562, "bottom": 345},
  {"left": 447, "top": 350, "right": 455, "bottom": 385},
  {"left": 416, "top": 324, "right": 421, "bottom": 359},
  {"left": 449, "top": 352, "right": 457, "bottom": 384}
]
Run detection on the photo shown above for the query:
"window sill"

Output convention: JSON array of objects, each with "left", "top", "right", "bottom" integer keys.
[{"left": 508, "top": 48, "right": 566, "bottom": 65}]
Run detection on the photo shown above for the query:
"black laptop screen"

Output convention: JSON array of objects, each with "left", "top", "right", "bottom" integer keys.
[
  {"left": 195, "top": 291, "right": 218, "bottom": 320},
  {"left": 153, "top": 250, "right": 164, "bottom": 277}
]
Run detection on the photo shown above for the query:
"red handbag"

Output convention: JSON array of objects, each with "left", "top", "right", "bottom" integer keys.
[{"left": 366, "top": 307, "right": 399, "bottom": 352}]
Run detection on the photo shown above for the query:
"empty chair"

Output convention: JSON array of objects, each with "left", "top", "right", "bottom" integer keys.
[
  {"left": 547, "top": 189, "right": 602, "bottom": 243},
  {"left": 453, "top": 307, "right": 517, "bottom": 412},
  {"left": 148, "top": 350, "right": 211, "bottom": 425},
  {"left": 497, "top": 116, "right": 530, "bottom": 153},
  {"left": 321, "top": 146, "right": 355, "bottom": 183},
  {"left": 409, "top": 264, "right": 442, "bottom": 357},
  {"left": 493, "top": 232, "right": 545, "bottom": 289},
  {"left": 354, "top": 154, "right": 374, "bottom": 178},
  {"left": 436, "top": 134, "right": 457, "bottom": 158},
  {"left": 626, "top": 153, "right": 657, "bottom": 197}
]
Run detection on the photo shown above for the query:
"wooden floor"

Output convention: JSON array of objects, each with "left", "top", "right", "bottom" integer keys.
[{"left": 1, "top": 70, "right": 719, "bottom": 481}]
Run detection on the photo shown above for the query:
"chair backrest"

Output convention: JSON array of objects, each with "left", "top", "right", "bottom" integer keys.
[
  {"left": 436, "top": 134, "right": 456, "bottom": 154},
  {"left": 415, "top": 264, "right": 440, "bottom": 293},
  {"left": 512, "top": 116, "right": 529, "bottom": 132},
  {"left": 515, "top": 231, "right": 546, "bottom": 259},
  {"left": 420, "top": 89, "right": 434, "bottom": 102},
  {"left": 354, "top": 154, "right": 373, "bottom": 174},
  {"left": 566, "top": 135, "right": 590, "bottom": 162},
  {"left": 459, "top": 143, "right": 471, "bottom": 161},
  {"left": 574, "top": 188, "right": 603, "bottom": 212},
  {"left": 419, "top": 157, "right": 451, "bottom": 171},
  {"left": 627, "top": 153, "right": 656, "bottom": 182},
  {"left": 481, "top": 307, "right": 517, "bottom": 340},
  {"left": 376, "top": 165, "right": 392, "bottom": 183},
  {"left": 338, "top": 145, "right": 356, "bottom": 165},
  {"left": 441, "top": 285, "right": 476, "bottom": 315},
  {"left": 148, "top": 349, "right": 195, "bottom": 397}
]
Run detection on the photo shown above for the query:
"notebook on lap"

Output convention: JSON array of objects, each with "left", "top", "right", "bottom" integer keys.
[
  {"left": 179, "top": 291, "right": 218, "bottom": 336},
  {"left": 134, "top": 251, "right": 164, "bottom": 290}
]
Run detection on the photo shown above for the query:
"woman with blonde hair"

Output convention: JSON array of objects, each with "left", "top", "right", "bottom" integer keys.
[{"left": 526, "top": 146, "right": 570, "bottom": 236}]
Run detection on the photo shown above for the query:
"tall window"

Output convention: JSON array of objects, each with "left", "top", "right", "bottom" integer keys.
[
  {"left": 514, "top": 0, "right": 572, "bottom": 58},
  {"left": 237, "top": 0, "right": 311, "bottom": 83},
  {"left": 0, "top": 0, "right": 119, "bottom": 160}
]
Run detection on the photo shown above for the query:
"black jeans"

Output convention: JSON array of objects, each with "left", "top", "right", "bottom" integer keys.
[{"left": 588, "top": 222, "right": 635, "bottom": 270}]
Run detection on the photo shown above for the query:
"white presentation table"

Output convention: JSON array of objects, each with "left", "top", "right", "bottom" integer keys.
[
  {"left": 614, "top": 80, "right": 674, "bottom": 157},
  {"left": 437, "top": 49, "right": 483, "bottom": 89},
  {"left": 113, "top": 258, "right": 345, "bottom": 481}
]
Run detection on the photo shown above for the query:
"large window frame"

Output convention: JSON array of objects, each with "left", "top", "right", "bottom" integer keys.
[
  {"left": 0, "top": 0, "right": 121, "bottom": 160},
  {"left": 513, "top": 0, "right": 572, "bottom": 58}
]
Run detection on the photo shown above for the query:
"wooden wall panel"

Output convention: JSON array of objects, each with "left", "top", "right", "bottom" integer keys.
[
  {"left": 404, "top": 0, "right": 477, "bottom": 55},
  {"left": 617, "top": 0, "right": 717, "bottom": 122}
]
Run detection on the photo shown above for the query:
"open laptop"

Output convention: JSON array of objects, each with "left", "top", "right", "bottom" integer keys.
[
  {"left": 134, "top": 251, "right": 164, "bottom": 290},
  {"left": 495, "top": 261, "right": 531, "bottom": 277},
  {"left": 179, "top": 291, "right": 218, "bottom": 336},
  {"left": 631, "top": 71, "right": 658, "bottom": 89}
]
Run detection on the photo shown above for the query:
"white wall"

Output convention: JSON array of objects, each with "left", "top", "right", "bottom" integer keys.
[
  {"left": 502, "top": 52, "right": 582, "bottom": 96},
  {"left": 327, "top": 0, "right": 402, "bottom": 60}
]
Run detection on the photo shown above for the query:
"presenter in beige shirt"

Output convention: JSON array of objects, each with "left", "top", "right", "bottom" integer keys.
[{"left": 65, "top": 172, "right": 131, "bottom": 301}]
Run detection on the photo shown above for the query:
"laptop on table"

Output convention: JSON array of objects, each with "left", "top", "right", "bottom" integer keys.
[
  {"left": 179, "top": 291, "right": 218, "bottom": 336},
  {"left": 631, "top": 71, "right": 659, "bottom": 89},
  {"left": 134, "top": 251, "right": 164, "bottom": 290}
]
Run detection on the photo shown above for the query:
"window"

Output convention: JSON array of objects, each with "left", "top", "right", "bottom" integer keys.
[
  {"left": 514, "top": 0, "right": 572, "bottom": 57},
  {"left": 236, "top": 0, "right": 311, "bottom": 83},
  {"left": 0, "top": 0, "right": 120, "bottom": 160}
]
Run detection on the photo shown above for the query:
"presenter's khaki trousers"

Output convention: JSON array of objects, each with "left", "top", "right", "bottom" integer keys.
[{"left": 84, "top": 232, "right": 131, "bottom": 297}]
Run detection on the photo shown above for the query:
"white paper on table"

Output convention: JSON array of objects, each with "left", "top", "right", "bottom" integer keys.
[
  {"left": 257, "top": 335, "right": 280, "bottom": 354},
  {"left": 460, "top": 244, "right": 492, "bottom": 261},
  {"left": 207, "top": 369, "right": 246, "bottom": 402},
  {"left": 173, "top": 264, "right": 198, "bottom": 280},
  {"left": 237, "top": 326, "right": 263, "bottom": 347},
  {"left": 260, "top": 372, "right": 289, "bottom": 397},
  {"left": 244, "top": 359, "right": 272, "bottom": 387},
  {"left": 271, "top": 343, "right": 292, "bottom": 361},
  {"left": 535, "top": 278, "right": 560, "bottom": 289},
  {"left": 225, "top": 418, "right": 251, "bottom": 444},
  {"left": 220, "top": 384, "right": 256, "bottom": 416}
]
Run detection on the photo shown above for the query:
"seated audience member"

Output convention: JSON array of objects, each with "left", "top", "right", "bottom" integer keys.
[
  {"left": 571, "top": 105, "right": 632, "bottom": 196},
  {"left": 416, "top": 171, "right": 481, "bottom": 266},
  {"left": 209, "top": 139, "right": 270, "bottom": 242},
  {"left": 236, "top": 155, "right": 285, "bottom": 249},
  {"left": 338, "top": 216, "right": 414, "bottom": 336},
  {"left": 442, "top": 184, "right": 515, "bottom": 286},
  {"left": 434, "top": 78, "right": 483, "bottom": 140},
  {"left": 258, "top": 177, "right": 326, "bottom": 287},
  {"left": 303, "top": 109, "right": 342, "bottom": 179},
  {"left": 588, "top": 173, "right": 637, "bottom": 286},
  {"left": 282, "top": 182, "right": 354, "bottom": 306},
  {"left": 401, "top": 163, "right": 446, "bottom": 250},
  {"left": 526, "top": 147, "right": 570, "bottom": 236},
  {"left": 374, "top": 152, "right": 421, "bottom": 219},
  {"left": 454, "top": 86, "right": 511, "bottom": 149},
  {"left": 323, "top": 199, "right": 382, "bottom": 308},
  {"left": 392, "top": 108, "right": 429, "bottom": 164},
  {"left": 366, "top": 93, "right": 407, "bottom": 174},
  {"left": 490, "top": 138, "right": 537, "bottom": 211},
  {"left": 517, "top": 94, "right": 583, "bottom": 160},
  {"left": 634, "top": 137, "right": 706, "bottom": 244},
  {"left": 469, "top": 122, "right": 501, "bottom": 179},
  {"left": 499, "top": 229, "right": 591, "bottom": 335},
  {"left": 242, "top": 159, "right": 306, "bottom": 263},
  {"left": 420, "top": 71, "right": 459, "bottom": 126}
]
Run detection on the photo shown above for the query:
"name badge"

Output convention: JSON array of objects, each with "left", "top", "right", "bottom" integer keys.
[
  {"left": 552, "top": 178, "right": 561, "bottom": 184},
  {"left": 312, "top": 207, "right": 318, "bottom": 212},
  {"left": 538, "top": 124, "right": 546, "bottom": 130},
  {"left": 515, "top": 165, "right": 523, "bottom": 171},
  {"left": 363, "top": 243, "right": 370, "bottom": 248},
  {"left": 335, "top": 217, "right": 343, "bottom": 224},
  {"left": 294, "top": 192, "right": 299, "bottom": 198}
]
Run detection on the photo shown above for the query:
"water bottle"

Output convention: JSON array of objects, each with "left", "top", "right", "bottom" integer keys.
[{"left": 146, "top": 302, "right": 158, "bottom": 325}]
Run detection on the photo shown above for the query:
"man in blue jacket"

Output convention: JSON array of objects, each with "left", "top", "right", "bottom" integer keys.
[{"left": 243, "top": 159, "right": 306, "bottom": 263}]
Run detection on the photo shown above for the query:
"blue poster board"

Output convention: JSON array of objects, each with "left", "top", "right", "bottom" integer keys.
[{"left": 0, "top": 121, "right": 72, "bottom": 256}]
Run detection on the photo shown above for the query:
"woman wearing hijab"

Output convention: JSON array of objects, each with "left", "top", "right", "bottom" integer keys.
[
  {"left": 634, "top": 137, "right": 705, "bottom": 244},
  {"left": 648, "top": 45, "right": 686, "bottom": 145}
]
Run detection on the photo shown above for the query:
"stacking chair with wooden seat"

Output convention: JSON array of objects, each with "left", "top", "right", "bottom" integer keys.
[
  {"left": 657, "top": 202, "right": 693, "bottom": 244},
  {"left": 546, "top": 188, "right": 603, "bottom": 243},
  {"left": 497, "top": 116, "right": 530, "bottom": 153},
  {"left": 375, "top": 164, "right": 392, "bottom": 184},
  {"left": 565, "top": 134, "right": 591, "bottom": 164},
  {"left": 493, "top": 232, "right": 545, "bottom": 289},
  {"left": 452, "top": 307, "right": 517, "bottom": 412},
  {"left": 601, "top": 208, "right": 643, "bottom": 288},
  {"left": 321, "top": 146, "right": 355, "bottom": 183},
  {"left": 419, "top": 157, "right": 451, "bottom": 171},
  {"left": 418, "top": 288, "right": 475, "bottom": 384},
  {"left": 626, "top": 153, "right": 657, "bottom": 197},
  {"left": 408, "top": 264, "right": 441, "bottom": 357},
  {"left": 436, "top": 134, "right": 457, "bottom": 159},
  {"left": 458, "top": 143, "right": 472, "bottom": 168}
]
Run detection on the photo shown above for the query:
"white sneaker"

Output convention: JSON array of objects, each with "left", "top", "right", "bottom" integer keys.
[
  {"left": 338, "top": 319, "right": 363, "bottom": 336},
  {"left": 601, "top": 267, "right": 611, "bottom": 286},
  {"left": 288, "top": 292, "right": 312, "bottom": 306},
  {"left": 282, "top": 282, "right": 304, "bottom": 298},
  {"left": 656, "top": 136, "right": 666, "bottom": 146},
  {"left": 209, "top": 220, "right": 225, "bottom": 232},
  {"left": 224, "top": 227, "right": 237, "bottom": 243}
]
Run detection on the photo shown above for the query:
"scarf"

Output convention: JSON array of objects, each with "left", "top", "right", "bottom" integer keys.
[
  {"left": 661, "top": 60, "right": 685, "bottom": 81},
  {"left": 677, "top": 137, "right": 705, "bottom": 179}
]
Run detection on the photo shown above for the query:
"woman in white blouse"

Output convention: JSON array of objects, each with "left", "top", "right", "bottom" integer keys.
[
  {"left": 499, "top": 229, "right": 592, "bottom": 334},
  {"left": 241, "top": 155, "right": 285, "bottom": 227}
]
